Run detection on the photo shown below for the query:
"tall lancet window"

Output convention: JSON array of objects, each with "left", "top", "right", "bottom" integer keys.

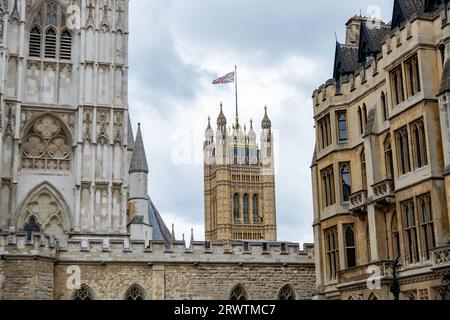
[
  {"left": 233, "top": 193, "right": 240, "bottom": 224},
  {"left": 253, "top": 195, "right": 260, "bottom": 224},
  {"left": 243, "top": 194, "right": 249, "bottom": 224},
  {"left": 29, "top": 2, "right": 72, "bottom": 61}
]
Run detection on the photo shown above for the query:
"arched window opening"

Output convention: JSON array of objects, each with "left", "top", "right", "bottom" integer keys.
[
  {"left": 278, "top": 285, "right": 296, "bottom": 300},
  {"left": 125, "top": 285, "right": 146, "bottom": 300},
  {"left": 230, "top": 285, "right": 248, "bottom": 301},
  {"left": 253, "top": 195, "right": 261, "bottom": 224},
  {"left": 360, "top": 150, "right": 367, "bottom": 190},
  {"left": 21, "top": 115, "right": 72, "bottom": 171},
  {"left": 73, "top": 285, "right": 94, "bottom": 300},
  {"left": 45, "top": 27, "right": 57, "bottom": 58},
  {"left": 344, "top": 224, "right": 357, "bottom": 268},
  {"left": 384, "top": 135, "right": 394, "bottom": 179},
  {"left": 29, "top": 2, "right": 72, "bottom": 61},
  {"left": 358, "top": 107, "right": 363, "bottom": 135},
  {"left": 29, "top": 27, "right": 42, "bottom": 57},
  {"left": 243, "top": 194, "right": 249, "bottom": 224},
  {"left": 419, "top": 194, "right": 435, "bottom": 261},
  {"left": 340, "top": 163, "right": 351, "bottom": 202},
  {"left": 366, "top": 222, "right": 371, "bottom": 263},
  {"left": 60, "top": 29, "right": 72, "bottom": 60},
  {"left": 391, "top": 212, "right": 401, "bottom": 259},
  {"left": 24, "top": 216, "right": 41, "bottom": 240},
  {"left": 233, "top": 193, "right": 240, "bottom": 224},
  {"left": 402, "top": 200, "right": 419, "bottom": 264}
]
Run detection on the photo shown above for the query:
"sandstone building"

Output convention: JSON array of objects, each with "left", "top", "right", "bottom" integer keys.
[
  {"left": 0, "top": 0, "right": 315, "bottom": 300},
  {"left": 311, "top": 0, "right": 450, "bottom": 300},
  {"left": 203, "top": 105, "right": 277, "bottom": 242}
]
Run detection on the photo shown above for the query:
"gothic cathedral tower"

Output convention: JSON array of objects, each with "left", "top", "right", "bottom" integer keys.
[
  {"left": 0, "top": 0, "right": 134, "bottom": 240},
  {"left": 203, "top": 104, "right": 277, "bottom": 242}
]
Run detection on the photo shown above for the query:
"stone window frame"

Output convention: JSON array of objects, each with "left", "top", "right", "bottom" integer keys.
[
  {"left": 405, "top": 54, "right": 422, "bottom": 98},
  {"left": 124, "top": 284, "right": 146, "bottom": 300},
  {"left": 360, "top": 149, "right": 367, "bottom": 190},
  {"left": 401, "top": 199, "right": 420, "bottom": 265},
  {"left": 410, "top": 118, "right": 429, "bottom": 170},
  {"left": 390, "top": 63, "right": 406, "bottom": 106},
  {"left": 391, "top": 211, "right": 401, "bottom": 260},
  {"left": 320, "top": 165, "right": 336, "bottom": 209},
  {"left": 72, "top": 284, "right": 95, "bottom": 300},
  {"left": 395, "top": 126, "right": 412, "bottom": 176},
  {"left": 384, "top": 135, "right": 394, "bottom": 179},
  {"left": 324, "top": 226, "right": 339, "bottom": 281},
  {"left": 417, "top": 193, "right": 436, "bottom": 261},
  {"left": 229, "top": 284, "right": 248, "bottom": 301},
  {"left": 278, "top": 284, "right": 296, "bottom": 300},
  {"left": 243, "top": 194, "right": 250, "bottom": 225},
  {"left": 317, "top": 114, "right": 332, "bottom": 150},
  {"left": 343, "top": 224, "right": 357, "bottom": 269},
  {"left": 339, "top": 162, "right": 352, "bottom": 203},
  {"left": 232, "top": 193, "right": 240, "bottom": 224},
  {"left": 336, "top": 110, "right": 348, "bottom": 143},
  {"left": 28, "top": 1, "right": 73, "bottom": 61}
]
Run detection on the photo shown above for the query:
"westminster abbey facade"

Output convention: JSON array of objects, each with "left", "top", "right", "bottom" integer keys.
[
  {"left": 312, "top": 0, "right": 450, "bottom": 300},
  {"left": 0, "top": 0, "right": 315, "bottom": 300}
]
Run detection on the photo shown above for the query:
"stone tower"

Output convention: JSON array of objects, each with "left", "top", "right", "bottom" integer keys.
[
  {"left": 203, "top": 104, "right": 277, "bottom": 242},
  {"left": 0, "top": 0, "right": 167, "bottom": 244}
]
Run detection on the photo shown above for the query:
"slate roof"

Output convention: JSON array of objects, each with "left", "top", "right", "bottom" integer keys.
[
  {"left": 148, "top": 198, "right": 172, "bottom": 245},
  {"left": 129, "top": 124, "right": 149, "bottom": 174},
  {"left": 339, "top": 44, "right": 359, "bottom": 73},
  {"left": 404, "top": 0, "right": 427, "bottom": 16}
]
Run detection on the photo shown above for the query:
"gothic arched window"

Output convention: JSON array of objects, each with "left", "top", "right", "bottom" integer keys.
[
  {"left": 24, "top": 216, "right": 41, "bottom": 240},
  {"left": 360, "top": 149, "right": 367, "bottom": 190},
  {"left": 340, "top": 163, "right": 351, "bottom": 202},
  {"left": 385, "top": 135, "right": 394, "bottom": 179},
  {"left": 29, "top": 27, "right": 42, "bottom": 57},
  {"left": 60, "top": 29, "right": 72, "bottom": 60},
  {"left": 73, "top": 285, "right": 94, "bottom": 300},
  {"left": 243, "top": 194, "right": 249, "bottom": 224},
  {"left": 29, "top": 2, "right": 72, "bottom": 60},
  {"left": 45, "top": 27, "right": 57, "bottom": 58},
  {"left": 125, "top": 285, "right": 146, "bottom": 300},
  {"left": 230, "top": 285, "right": 248, "bottom": 301},
  {"left": 391, "top": 211, "right": 401, "bottom": 259},
  {"left": 278, "top": 285, "right": 296, "bottom": 300},
  {"left": 233, "top": 193, "right": 240, "bottom": 224},
  {"left": 253, "top": 194, "right": 260, "bottom": 224},
  {"left": 21, "top": 115, "right": 72, "bottom": 171}
]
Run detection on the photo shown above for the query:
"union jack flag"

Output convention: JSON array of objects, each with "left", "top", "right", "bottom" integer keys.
[{"left": 212, "top": 71, "right": 235, "bottom": 85}]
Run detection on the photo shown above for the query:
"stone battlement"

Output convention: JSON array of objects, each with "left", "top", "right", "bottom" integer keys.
[
  {"left": 312, "top": 8, "right": 447, "bottom": 112},
  {"left": 0, "top": 232, "right": 314, "bottom": 265}
]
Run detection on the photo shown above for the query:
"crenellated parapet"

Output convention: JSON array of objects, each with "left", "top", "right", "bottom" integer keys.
[
  {"left": 0, "top": 232, "right": 314, "bottom": 265},
  {"left": 312, "top": 7, "right": 449, "bottom": 117}
]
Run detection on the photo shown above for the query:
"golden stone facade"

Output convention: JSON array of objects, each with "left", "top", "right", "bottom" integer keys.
[
  {"left": 203, "top": 106, "right": 277, "bottom": 242},
  {"left": 311, "top": 0, "right": 450, "bottom": 300}
]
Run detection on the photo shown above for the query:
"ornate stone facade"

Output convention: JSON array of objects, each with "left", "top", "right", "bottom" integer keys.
[
  {"left": 203, "top": 106, "right": 277, "bottom": 242},
  {"left": 0, "top": 0, "right": 315, "bottom": 300},
  {"left": 311, "top": 0, "right": 450, "bottom": 300}
]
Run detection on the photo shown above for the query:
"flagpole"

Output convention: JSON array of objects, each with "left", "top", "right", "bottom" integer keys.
[{"left": 235, "top": 65, "right": 239, "bottom": 125}]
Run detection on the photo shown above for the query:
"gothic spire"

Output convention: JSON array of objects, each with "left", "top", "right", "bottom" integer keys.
[
  {"left": 207, "top": 116, "right": 212, "bottom": 130},
  {"left": 217, "top": 102, "right": 227, "bottom": 126},
  {"left": 262, "top": 105, "right": 272, "bottom": 129},
  {"left": 129, "top": 123, "right": 149, "bottom": 174}
]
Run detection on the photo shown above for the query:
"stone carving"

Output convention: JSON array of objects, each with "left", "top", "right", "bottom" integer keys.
[
  {"left": 22, "top": 115, "right": 72, "bottom": 171},
  {"left": 18, "top": 184, "right": 69, "bottom": 240}
]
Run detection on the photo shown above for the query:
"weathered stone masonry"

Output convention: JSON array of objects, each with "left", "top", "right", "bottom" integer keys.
[{"left": 0, "top": 232, "right": 315, "bottom": 300}]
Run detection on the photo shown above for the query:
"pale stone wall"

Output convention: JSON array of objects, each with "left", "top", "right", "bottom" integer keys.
[{"left": 0, "top": 232, "right": 316, "bottom": 300}]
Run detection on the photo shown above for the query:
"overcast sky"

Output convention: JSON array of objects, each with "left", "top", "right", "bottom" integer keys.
[{"left": 127, "top": 0, "right": 394, "bottom": 246}]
